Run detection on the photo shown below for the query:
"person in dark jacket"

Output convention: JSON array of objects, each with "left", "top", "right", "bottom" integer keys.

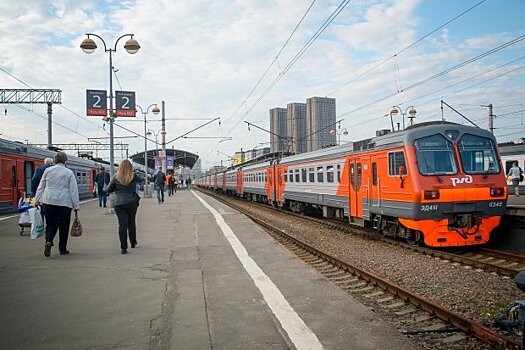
[
  {"left": 31, "top": 158, "right": 53, "bottom": 195},
  {"left": 94, "top": 167, "right": 111, "bottom": 207},
  {"left": 154, "top": 170, "right": 166, "bottom": 204},
  {"left": 106, "top": 160, "right": 140, "bottom": 254}
]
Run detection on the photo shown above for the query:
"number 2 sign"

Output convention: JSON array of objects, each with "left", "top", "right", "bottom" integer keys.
[
  {"left": 86, "top": 90, "right": 108, "bottom": 116},
  {"left": 115, "top": 91, "right": 136, "bottom": 117}
]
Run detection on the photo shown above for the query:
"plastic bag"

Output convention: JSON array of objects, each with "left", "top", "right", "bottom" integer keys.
[
  {"left": 29, "top": 207, "right": 44, "bottom": 239},
  {"left": 70, "top": 211, "right": 83, "bottom": 237},
  {"left": 19, "top": 210, "right": 31, "bottom": 225}
]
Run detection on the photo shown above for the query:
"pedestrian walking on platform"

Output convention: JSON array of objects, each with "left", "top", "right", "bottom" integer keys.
[
  {"left": 167, "top": 172, "right": 176, "bottom": 196},
  {"left": 94, "top": 167, "right": 110, "bottom": 207},
  {"left": 107, "top": 160, "right": 141, "bottom": 254},
  {"left": 187, "top": 177, "right": 192, "bottom": 190},
  {"left": 166, "top": 172, "right": 173, "bottom": 196},
  {"left": 507, "top": 161, "right": 523, "bottom": 197},
  {"left": 35, "top": 152, "right": 79, "bottom": 257},
  {"left": 31, "top": 158, "right": 53, "bottom": 196},
  {"left": 155, "top": 169, "right": 166, "bottom": 203}
]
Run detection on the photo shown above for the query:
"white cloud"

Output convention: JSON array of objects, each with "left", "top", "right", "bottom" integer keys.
[{"left": 1, "top": 0, "right": 524, "bottom": 169}]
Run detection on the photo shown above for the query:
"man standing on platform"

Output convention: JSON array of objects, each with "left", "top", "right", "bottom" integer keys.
[
  {"left": 94, "top": 167, "right": 111, "bottom": 207},
  {"left": 155, "top": 169, "right": 166, "bottom": 204}
]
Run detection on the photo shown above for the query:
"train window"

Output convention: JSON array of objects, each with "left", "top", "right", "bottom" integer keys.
[
  {"left": 458, "top": 134, "right": 500, "bottom": 174},
  {"left": 289, "top": 170, "right": 293, "bottom": 182},
  {"left": 337, "top": 164, "right": 341, "bottom": 183},
  {"left": 301, "top": 169, "right": 307, "bottom": 182},
  {"left": 357, "top": 163, "right": 362, "bottom": 188},
  {"left": 388, "top": 152, "right": 408, "bottom": 176},
  {"left": 317, "top": 166, "right": 324, "bottom": 183},
  {"left": 284, "top": 173, "right": 288, "bottom": 182},
  {"left": 295, "top": 169, "right": 300, "bottom": 183},
  {"left": 309, "top": 167, "right": 315, "bottom": 182},
  {"left": 414, "top": 134, "right": 457, "bottom": 175},
  {"left": 505, "top": 161, "right": 517, "bottom": 174},
  {"left": 349, "top": 164, "right": 355, "bottom": 186},
  {"left": 372, "top": 163, "right": 377, "bottom": 185},
  {"left": 327, "top": 165, "right": 334, "bottom": 183}
]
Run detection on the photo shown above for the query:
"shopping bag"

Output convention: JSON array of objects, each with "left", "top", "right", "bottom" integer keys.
[
  {"left": 70, "top": 211, "right": 83, "bottom": 237},
  {"left": 102, "top": 183, "right": 108, "bottom": 192},
  {"left": 92, "top": 188, "right": 97, "bottom": 197},
  {"left": 18, "top": 210, "right": 31, "bottom": 225},
  {"left": 29, "top": 207, "right": 44, "bottom": 240},
  {"left": 17, "top": 195, "right": 34, "bottom": 213}
]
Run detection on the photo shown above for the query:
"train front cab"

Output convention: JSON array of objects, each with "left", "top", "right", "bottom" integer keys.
[{"left": 367, "top": 125, "right": 507, "bottom": 247}]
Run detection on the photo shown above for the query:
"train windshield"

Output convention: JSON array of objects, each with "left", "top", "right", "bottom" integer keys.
[
  {"left": 458, "top": 134, "right": 500, "bottom": 174},
  {"left": 414, "top": 134, "right": 458, "bottom": 175}
]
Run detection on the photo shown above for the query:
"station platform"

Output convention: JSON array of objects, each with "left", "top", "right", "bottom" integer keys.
[
  {"left": 506, "top": 195, "right": 525, "bottom": 217},
  {"left": 0, "top": 190, "right": 417, "bottom": 349}
]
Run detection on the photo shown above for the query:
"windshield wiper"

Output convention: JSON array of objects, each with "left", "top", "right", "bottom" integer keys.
[{"left": 424, "top": 158, "right": 443, "bottom": 183}]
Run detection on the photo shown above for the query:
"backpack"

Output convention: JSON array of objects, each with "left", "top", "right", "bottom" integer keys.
[{"left": 520, "top": 167, "right": 524, "bottom": 182}]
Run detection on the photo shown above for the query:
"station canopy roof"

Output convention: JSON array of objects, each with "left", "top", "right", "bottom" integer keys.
[{"left": 130, "top": 148, "right": 199, "bottom": 169}]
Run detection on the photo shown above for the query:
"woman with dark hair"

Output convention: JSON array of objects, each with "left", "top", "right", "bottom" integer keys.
[
  {"left": 35, "top": 151, "right": 80, "bottom": 257},
  {"left": 107, "top": 159, "right": 141, "bottom": 254}
]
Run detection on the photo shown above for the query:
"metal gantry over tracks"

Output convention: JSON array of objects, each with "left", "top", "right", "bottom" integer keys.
[{"left": 0, "top": 89, "right": 62, "bottom": 149}]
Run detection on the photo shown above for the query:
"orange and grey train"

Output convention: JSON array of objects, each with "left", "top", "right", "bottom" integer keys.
[{"left": 200, "top": 121, "right": 508, "bottom": 247}]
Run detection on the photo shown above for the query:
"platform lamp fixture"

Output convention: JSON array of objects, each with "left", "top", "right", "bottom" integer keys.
[
  {"left": 329, "top": 127, "right": 348, "bottom": 146},
  {"left": 80, "top": 33, "right": 141, "bottom": 178},
  {"left": 136, "top": 104, "right": 160, "bottom": 196},
  {"left": 389, "top": 106, "right": 417, "bottom": 131}
]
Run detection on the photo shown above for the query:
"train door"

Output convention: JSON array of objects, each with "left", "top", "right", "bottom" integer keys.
[
  {"left": 24, "top": 161, "right": 34, "bottom": 195},
  {"left": 276, "top": 166, "right": 285, "bottom": 204},
  {"left": 10, "top": 161, "right": 18, "bottom": 206},
  {"left": 267, "top": 165, "right": 275, "bottom": 202},
  {"left": 348, "top": 158, "right": 364, "bottom": 224}
]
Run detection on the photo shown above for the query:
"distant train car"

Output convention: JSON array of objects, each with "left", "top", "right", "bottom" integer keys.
[
  {"left": 0, "top": 138, "right": 103, "bottom": 214},
  {"left": 241, "top": 161, "right": 271, "bottom": 202},
  {"left": 499, "top": 142, "right": 525, "bottom": 195}
]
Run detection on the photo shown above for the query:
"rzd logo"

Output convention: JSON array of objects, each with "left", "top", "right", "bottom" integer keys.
[{"left": 451, "top": 175, "right": 473, "bottom": 186}]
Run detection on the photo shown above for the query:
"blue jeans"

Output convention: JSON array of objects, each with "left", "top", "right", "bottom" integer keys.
[
  {"left": 98, "top": 191, "right": 107, "bottom": 207},
  {"left": 156, "top": 185, "right": 165, "bottom": 203}
]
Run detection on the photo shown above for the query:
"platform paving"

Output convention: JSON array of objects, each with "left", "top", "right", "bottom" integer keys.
[{"left": 0, "top": 190, "right": 417, "bottom": 349}]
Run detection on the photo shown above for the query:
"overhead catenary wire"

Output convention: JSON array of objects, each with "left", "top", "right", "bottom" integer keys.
[
  {"left": 223, "top": 0, "right": 351, "bottom": 139},
  {"left": 338, "top": 34, "right": 525, "bottom": 119},
  {"left": 326, "top": 0, "right": 487, "bottom": 96}
]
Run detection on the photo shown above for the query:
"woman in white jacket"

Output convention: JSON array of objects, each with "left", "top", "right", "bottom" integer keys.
[{"left": 35, "top": 152, "right": 80, "bottom": 257}]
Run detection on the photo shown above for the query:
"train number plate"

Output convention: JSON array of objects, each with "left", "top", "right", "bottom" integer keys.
[
  {"left": 488, "top": 201, "right": 504, "bottom": 208},
  {"left": 421, "top": 204, "right": 438, "bottom": 212}
]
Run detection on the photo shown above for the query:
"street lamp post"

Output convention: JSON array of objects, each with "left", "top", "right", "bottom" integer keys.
[
  {"left": 136, "top": 104, "right": 160, "bottom": 196},
  {"left": 389, "top": 106, "right": 417, "bottom": 131},
  {"left": 147, "top": 129, "right": 160, "bottom": 169},
  {"left": 80, "top": 33, "right": 141, "bottom": 178},
  {"left": 329, "top": 127, "right": 348, "bottom": 146}
]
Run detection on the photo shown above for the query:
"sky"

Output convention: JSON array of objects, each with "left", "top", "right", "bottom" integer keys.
[{"left": 1, "top": 0, "right": 524, "bottom": 170}]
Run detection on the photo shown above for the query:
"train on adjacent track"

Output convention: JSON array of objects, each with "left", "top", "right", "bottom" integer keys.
[
  {"left": 198, "top": 121, "right": 511, "bottom": 248},
  {"left": 0, "top": 138, "right": 105, "bottom": 214},
  {"left": 500, "top": 142, "right": 525, "bottom": 195}
]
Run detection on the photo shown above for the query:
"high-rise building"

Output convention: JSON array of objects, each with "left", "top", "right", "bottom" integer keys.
[
  {"left": 306, "top": 97, "right": 336, "bottom": 151},
  {"left": 287, "top": 102, "right": 307, "bottom": 154},
  {"left": 269, "top": 107, "right": 288, "bottom": 153}
]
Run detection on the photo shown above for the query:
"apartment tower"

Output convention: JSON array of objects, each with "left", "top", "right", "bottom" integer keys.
[
  {"left": 269, "top": 107, "right": 288, "bottom": 153},
  {"left": 306, "top": 97, "right": 336, "bottom": 152},
  {"left": 287, "top": 102, "right": 307, "bottom": 154}
]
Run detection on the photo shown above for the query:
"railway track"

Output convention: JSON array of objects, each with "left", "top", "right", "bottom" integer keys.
[
  {"left": 198, "top": 188, "right": 520, "bottom": 349},
  {"left": 200, "top": 188, "right": 525, "bottom": 277}
]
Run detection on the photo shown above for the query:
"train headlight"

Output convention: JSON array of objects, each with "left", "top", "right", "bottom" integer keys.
[
  {"left": 424, "top": 190, "right": 440, "bottom": 200},
  {"left": 489, "top": 187, "right": 505, "bottom": 197}
]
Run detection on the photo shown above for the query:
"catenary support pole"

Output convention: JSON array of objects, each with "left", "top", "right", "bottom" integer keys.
[
  {"left": 47, "top": 102, "right": 52, "bottom": 149},
  {"left": 161, "top": 100, "right": 166, "bottom": 173}
]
